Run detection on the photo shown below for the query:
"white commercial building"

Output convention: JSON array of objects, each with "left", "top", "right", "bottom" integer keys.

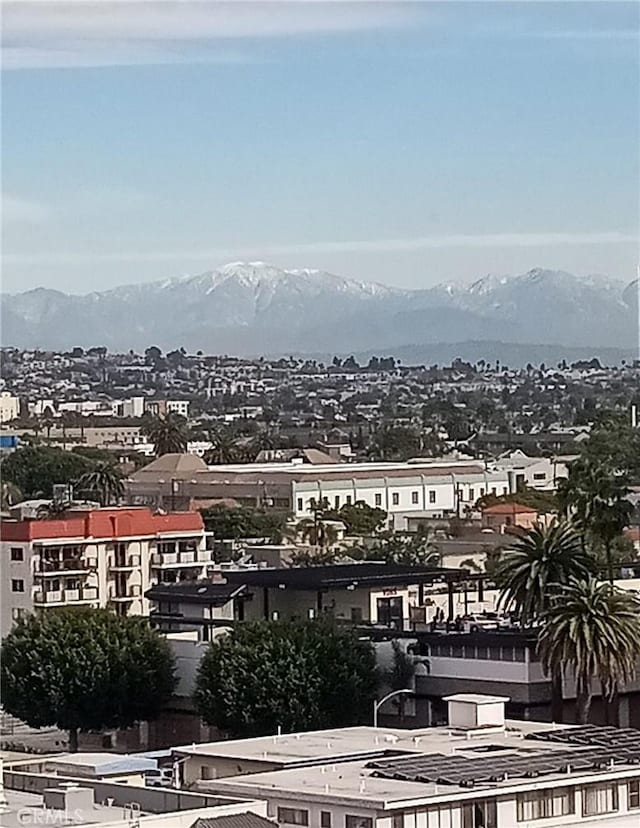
[
  {"left": 0, "top": 391, "right": 20, "bottom": 423},
  {"left": 181, "top": 696, "right": 640, "bottom": 828}
]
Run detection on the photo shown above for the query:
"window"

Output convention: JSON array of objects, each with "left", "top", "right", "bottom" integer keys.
[
  {"left": 11, "top": 579, "right": 24, "bottom": 593},
  {"left": 345, "top": 818, "right": 372, "bottom": 828},
  {"left": 278, "top": 808, "right": 309, "bottom": 826},
  {"left": 346, "top": 495, "right": 352, "bottom": 505},
  {"left": 200, "top": 765, "right": 212, "bottom": 780},
  {"left": 533, "top": 472, "right": 546, "bottom": 481},
  {"left": 411, "top": 491, "right": 419, "bottom": 505},
  {"left": 10, "top": 547, "right": 24, "bottom": 561},
  {"left": 392, "top": 815, "right": 403, "bottom": 828},
  {"left": 491, "top": 487, "right": 497, "bottom": 495},
  {"left": 392, "top": 493, "right": 399, "bottom": 506},
  {"left": 469, "top": 488, "right": 475, "bottom": 502},
  {"left": 517, "top": 787, "right": 575, "bottom": 821},
  {"left": 429, "top": 490, "right": 436, "bottom": 504},
  {"left": 11, "top": 608, "right": 26, "bottom": 621},
  {"left": 375, "top": 493, "right": 382, "bottom": 506},
  {"left": 462, "top": 799, "right": 497, "bottom": 828},
  {"left": 629, "top": 779, "right": 640, "bottom": 809},
  {"left": 297, "top": 498, "right": 303, "bottom": 512},
  {"left": 334, "top": 495, "right": 340, "bottom": 509},
  {"left": 321, "top": 813, "right": 332, "bottom": 828},
  {"left": 582, "top": 783, "right": 618, "bottom": 816},
  {"left": 351, "top": 607, "right": 363, "bottom": 623}
]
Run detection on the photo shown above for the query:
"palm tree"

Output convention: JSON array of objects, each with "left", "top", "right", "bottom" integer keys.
[
  {"left": 1, "top": 480, "right": 22, "bottom": 511},
  {"left": 297, "top": 517, "right": 339, "bottom": 548},
  {"left": 206, "top": 427, "right": 243, "bottom": 464},
  {"left": 538, "top": 578, "right": 640, "bottom": 724},
  {"left": 558, "top": 457, "right": 632, "bottom": 584},
  {"left": 496, "top": 520, "right": 594, "bottom": 627},
  {"left": 141, "top": 413, "right": 188, "bottom": 456},
  {"left": 75, "top": 462, "right": 125, "bottom": 506}
]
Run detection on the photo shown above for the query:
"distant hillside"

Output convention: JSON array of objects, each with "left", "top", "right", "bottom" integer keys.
[{"left": 1, "top": 262, "right": 637, "bottom": 360}]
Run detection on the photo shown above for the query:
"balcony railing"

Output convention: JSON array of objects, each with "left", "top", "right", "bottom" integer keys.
[
  {"left": 34, "top": 587, "right": 100, "bottom": 605},
  {"left": 37, "top": 559, "right": 94, "bottom": 576},
  {"left": 108, "top": 554, "right": 141, "bottom": 570},
  {"left": 108, "top": 584, "right": 142, "bottom": 601},
  {"left": 151, "top": 549, "right": 212, "bottom": 568}
]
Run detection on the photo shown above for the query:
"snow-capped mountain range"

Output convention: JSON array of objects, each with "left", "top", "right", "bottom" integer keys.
[{"left": 2, "top": 262, "right": 638, "bottom": 359}]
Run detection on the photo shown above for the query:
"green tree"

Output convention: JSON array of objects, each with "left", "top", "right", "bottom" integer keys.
[
  {"left": 75, "top": 461, "right": 125, "bottom": 506},
  {"left": 1, "top": 608, "right": 176, "bottom": 751},
  {"left": 363, "top": 530, "right": 440, "bottom": 567},
  {"left": 141, "top": 413, "right": 188, "bottom": 456},
  {"left": 367, "top": 424, "right": 422, "bottom": 461},
  {"left": 558, "top": 459, "right": 632, "bottom": 584},
  {"left": 200, "top": 505, "right": 288, "bottom": 543},
  {"left": 538, "top": 579, "right": 640, "bottom": 724},
  {"left": 1, "top": 446, "right": 95, "bottom": 499},
  {"left": 496, "top": 521, "right": 594, "bottom": 626},
  {"left": 330, "top": 501, "right": 387, "bottom": 535},
  {"left": 194, "top": 620, "right": 378, "bottom": 737},
  {"left": 206, "top": 427, "right": 245, "bottom": 464}
]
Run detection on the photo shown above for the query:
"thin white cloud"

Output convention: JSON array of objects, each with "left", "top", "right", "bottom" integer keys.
[
  {"left": 526, "top": 29, "right": 639, "bottom": 42},
  {"left": 2, "top": 0, "right": 417, "bottom": 69},
  {"left": 2, "top": 195, "right": 52, "bottom": 224},
  {"left": 3, "top": 230, "right": 637, "bottom": 264}
]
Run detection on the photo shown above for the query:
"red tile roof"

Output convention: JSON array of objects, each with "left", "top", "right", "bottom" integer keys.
[
  {"left": 0, "top": 507, "right": 203, "bottom": 542},
  {"left": 482, "top": 502, "right": 538, "bottom": 516}
]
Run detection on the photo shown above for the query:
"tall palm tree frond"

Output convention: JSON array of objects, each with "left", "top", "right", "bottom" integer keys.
[
  {"left": 495, "top": 520, "right": 594, "bottom": 626},
  {"left": 538, "top": 578, "right": 640, "bottom": 723}
]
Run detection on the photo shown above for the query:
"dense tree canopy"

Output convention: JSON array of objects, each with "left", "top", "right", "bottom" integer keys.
[
  {"left": 324, "top": 501, "right": 388, "bottom": 535},
  {"left": 1, "top": 446, "right": 95, "bottom": 499},
  {"left": 1, "top": 609, "right": 176, "bottom": 750},
  {"left": 201, "top": 504, "right": 288, "bottom": 543},
  {"left": 194, "top": 621, "right": 378, "bottom": 737}
]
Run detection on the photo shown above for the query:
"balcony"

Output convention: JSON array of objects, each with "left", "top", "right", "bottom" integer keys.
[
  {"left": 36, "top": 559, "right": 94, "bottom": 577},
  {"left": 151, "top": 549, "right": 212, "bottom": 568},
  {"left": 108, "top": 584, "right": 142, "bottom": 602},
  {"left": 108, "top": 554, "right": 141, "bottom": 571},
  {"left": 33, "top": 587, "right": 98, "bottom": 605}
]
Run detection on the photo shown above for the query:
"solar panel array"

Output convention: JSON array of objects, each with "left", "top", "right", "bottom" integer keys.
[
  {"left": 366, "top": 727, "right": 640, "bottom": 787},
  {"left": 526, "top": 725, "right": 640, "bottom": 750}
]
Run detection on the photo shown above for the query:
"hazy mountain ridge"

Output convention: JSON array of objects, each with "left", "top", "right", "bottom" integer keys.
[{"left": 2, "top": 263, "right": 637, "bottom": 358}]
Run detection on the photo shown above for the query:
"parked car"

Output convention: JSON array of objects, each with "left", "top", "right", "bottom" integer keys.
[
  {"left": 145, "top": 768, "right": 173, "bottom": 787},
  {"left": 462, "top": 612, "right": 509, "bottom": 633}
]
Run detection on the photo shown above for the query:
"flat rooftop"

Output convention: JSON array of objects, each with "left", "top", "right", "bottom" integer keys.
[
  {"left": 201, "top": 724, "right": 640, "bottom": 809},
  {"left": 0, "top": 789, "right": 150, "bottom": 828},
  {"left": 174, "top": 721, "right": 548, "bottom": 765}
]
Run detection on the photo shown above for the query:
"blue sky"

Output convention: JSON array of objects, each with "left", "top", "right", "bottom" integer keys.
[{"left": 2, "top": 1, "right": 639, "bottom": 293}]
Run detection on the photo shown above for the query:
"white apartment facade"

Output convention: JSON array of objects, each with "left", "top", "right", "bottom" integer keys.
[{"left": 0, "top": 506, "right": 212, "bottom": 637}]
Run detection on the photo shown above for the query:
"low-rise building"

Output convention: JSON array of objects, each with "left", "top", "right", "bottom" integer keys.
[
  {"left": 127, "top": 456, "right": 511, "bottom": 525},
  {"left": 146, "top": 562, "right": 469, "bottom": 639},
  {"left": 187, "top": 698, "right": 640, "bottom": 827}
]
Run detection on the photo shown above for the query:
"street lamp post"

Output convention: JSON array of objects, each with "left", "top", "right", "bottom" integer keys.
[{"left": 373, "top": 688, "right": 413, "bottom": 728}]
